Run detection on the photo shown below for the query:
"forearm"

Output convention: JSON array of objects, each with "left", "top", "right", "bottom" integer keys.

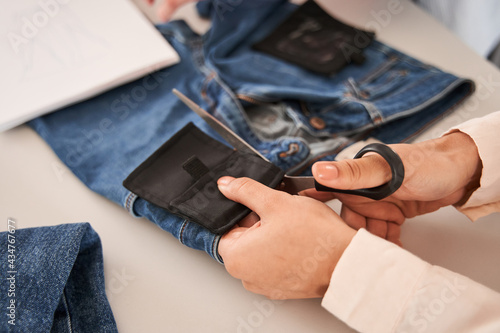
[{"left": 322, "top": 229, "right": 500, "bottom": 333}]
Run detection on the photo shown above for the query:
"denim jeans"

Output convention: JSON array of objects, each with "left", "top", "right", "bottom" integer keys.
[
  {"left": 28, "top": 0, "right": 474, "bottom": 262},
  {"left": 0, "top": 223, "right": 117, "bottom": 332}
]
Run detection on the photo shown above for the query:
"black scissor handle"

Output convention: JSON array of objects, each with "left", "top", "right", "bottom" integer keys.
[{"left": 314, "top": 143, "right": 405, "bottom": 200}]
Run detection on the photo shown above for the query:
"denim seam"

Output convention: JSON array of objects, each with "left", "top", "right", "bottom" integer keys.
[
  {"left": 212, "top": 235, "right": 224, "bottom": 264},
  {"left": 62, "top": 289, "right": 74, "bottom": 333},
  {"left": 212, "top": 74, "right": 267, "bottom": 149},
  {"left": 362, "top": 102, "right": 384, "bottom": 125},
  {"left": 330, "top": 79, "right": 473, "bottom": 142},
  {"left": 400, "top": 88, "right": 473, "bottom": 142},
  {"left": 346, "top": 78, "right": 362, "bottom": 97},
  {"left": 382, "top": 79, "right": 474, "bottom": 124},
  {"left": 124, "top": 192, "right": 139, "bottom": 217},
  {"left": 371, "top": 41, "right": 433, "bottom": 70},
  {"left": 358, "top": 56, "right": 398, "bottom": 85},
  {"left": 384, "top": 72, "right": 436, "bottom": 99},
  {"left": 179, "top": 220, "right": 188, "bottom": 245},
  {"left": 200, "top": 71, "right": 218, "bottom": 109}
]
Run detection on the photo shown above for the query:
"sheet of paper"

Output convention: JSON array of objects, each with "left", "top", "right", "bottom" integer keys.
[{"left": 0, "top": 0, "right": 180, "bottom": 132}]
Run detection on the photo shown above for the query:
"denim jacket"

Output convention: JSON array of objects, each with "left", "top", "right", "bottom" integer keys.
[{"left": 29, "top": 0, "right": 474, "bottom": 262}]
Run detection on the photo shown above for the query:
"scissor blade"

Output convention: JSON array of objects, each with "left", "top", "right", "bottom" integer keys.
[
  {"left": 173, "top": 89, "right": 269, "bottom": 162},
  {"left": 280, "top": 176, "right": 316, "bottom": 194}
]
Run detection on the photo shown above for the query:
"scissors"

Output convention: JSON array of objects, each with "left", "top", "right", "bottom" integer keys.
[{"left": 173, "top": 89, "right": 404, "bottom": 200}]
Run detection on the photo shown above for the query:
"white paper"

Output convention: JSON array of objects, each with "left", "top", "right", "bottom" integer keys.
[{"left": 0, "top": 0, "right": 180, "bottom": 131}]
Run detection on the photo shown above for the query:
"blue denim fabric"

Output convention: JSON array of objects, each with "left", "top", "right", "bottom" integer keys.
[
  {"left": 0, "top": 223, "right": 117, "bottom": 332},
  {"left": 28, "top": 0, "right": 473, "bottom": 262}
]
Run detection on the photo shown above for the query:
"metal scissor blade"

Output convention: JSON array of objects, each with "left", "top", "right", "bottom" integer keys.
[
  {"left": 280, "top": 176, "right": 316, "bottom": 194},
  {"left": 173, "top": 89, "right": 270, "bottom": 162}
]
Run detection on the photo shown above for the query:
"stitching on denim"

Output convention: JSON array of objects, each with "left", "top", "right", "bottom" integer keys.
[
  {"left": 211, "top": 235, "right": 224, "bottom": 264},
  {"left": 395, "top": 80, "right": 475, "bottom": 142},
  {"left": 62, "top": 290, "right": 74, "bottom": 333},
  {"left": 212, "top": 74, "right": 266, "bottom": 149},
  {"left": 358, "top": 56, "right": 398, "bottom": 85},
  {"left": 362, "top": 102, "right": 384, "bottom": 125},
  {"left": 125, "top": 192, "right": 137, "bottom": 215},
  {"left": 346, "top": 78, "right": 362, "bottom": 97},
  {"left": 211, "top": 236, "right": 217, "bottom": 261},
  {"left": 201, "top": 71, "right": 218, "bottom": 109},
  {"left": 179, "top": 220, "right": 188, "bottom": 245}
]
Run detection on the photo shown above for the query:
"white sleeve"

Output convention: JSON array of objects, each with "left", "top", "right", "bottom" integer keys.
[
  {"left": 444, "top": 111, "right": 500, "bottom": 220},
  {"left": 322, "top": 229, "right": 500, "bottom": 333}
]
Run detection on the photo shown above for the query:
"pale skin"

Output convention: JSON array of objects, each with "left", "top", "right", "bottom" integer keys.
[
  {"left": 144, "top": 0, "right": 483, "bottom": 300},
  {"left": 145, "top": 0, "right": 195, "bottom": 21},
  {"left": 217, "top": 131, "right": 482, "bottom": 299}
]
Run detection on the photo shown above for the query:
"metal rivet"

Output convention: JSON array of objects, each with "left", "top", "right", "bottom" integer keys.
[
  {"left": 279, "top": 143, "right": 300, "bottom": 158},
  {"left": 309, "top": 117, "right": 326, "bottom": 130},
  {"left": 359, "top": 91, "right": 370, "bottom": 99}
]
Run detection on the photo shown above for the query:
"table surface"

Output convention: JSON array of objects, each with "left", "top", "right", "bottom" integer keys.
[{"left": 2, "top": 0, "right": 500, "bottom": 332}]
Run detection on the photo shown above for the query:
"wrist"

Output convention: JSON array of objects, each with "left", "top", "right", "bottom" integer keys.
[
  {"left": 439, "top": 131, "right": 482, "bottom": 204},
  {"left": 318, "top": 225, "right": 356, "bottom": 297}
]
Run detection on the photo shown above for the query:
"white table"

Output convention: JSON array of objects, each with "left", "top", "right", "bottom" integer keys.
[{"left": 2, "top": 1, "right": 500, "bottom": 332}]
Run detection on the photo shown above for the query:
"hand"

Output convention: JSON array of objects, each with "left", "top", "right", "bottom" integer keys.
[
  {"left": 145, "top": 0, "right": 195, "bottom": 21},
  {"left": 302, "top": 131, "right": 482, "bottom": 245},
  {"left": 217, "top": 177, "right": 356, "bottom": 299}
]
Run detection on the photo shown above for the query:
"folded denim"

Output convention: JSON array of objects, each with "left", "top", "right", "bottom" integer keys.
[
  {"left": 28, "top": 0, "right": 474, "bottom": 263},
  {"left": 0, "top": 223, "right": 117, "bottom": 332}
]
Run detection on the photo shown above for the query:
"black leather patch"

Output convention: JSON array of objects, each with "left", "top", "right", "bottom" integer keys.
[
  {"left": 123, "top": 123, "right": 285, "bottom": 235},
  {"left": 252, "top": 0, "right": 375, "bottom": 75}
]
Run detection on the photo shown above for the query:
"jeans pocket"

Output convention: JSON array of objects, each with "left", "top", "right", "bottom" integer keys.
[{"left": 349, "top": 56, "right": 422, "bottom": 101}]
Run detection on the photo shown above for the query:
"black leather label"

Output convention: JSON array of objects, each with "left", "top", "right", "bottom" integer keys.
[
  {"left": 253, "top": 0, "right": 375, "bottom": 75},
  {"left": 123, "top": 123, "right": 285, "bottom": 234}
]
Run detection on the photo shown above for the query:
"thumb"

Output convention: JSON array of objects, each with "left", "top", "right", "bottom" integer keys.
[
  {"left": 217, "top": 176, "right": 287, "bottom": 216},
  {"left": 312, "top": 154, "right": 392, "bottom": 190}
]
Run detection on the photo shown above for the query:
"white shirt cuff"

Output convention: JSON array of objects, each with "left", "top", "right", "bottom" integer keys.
[
  {"left": 321, "top": 229, "right": 430, "bottom": 333},
  {"left": 443, "top": 111, "right": 500, "bottom": 220}
]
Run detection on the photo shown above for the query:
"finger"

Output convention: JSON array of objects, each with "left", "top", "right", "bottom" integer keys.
[
  {"left": 218, "top": 177, "right": 288, "bottom": 217},
  {"left": 238, "top": 212, "right": 260, "bottom": 228},
  {"left": 241, "top": 281, "right": 275, "bottom": 298},
  {"left": 299, "top": 189, "right": 337, "bottom": 202},
  {"left": 340, "top": 206, "right": 366, "bottom": 230},
  {"left": 158, "top": 3, "right": 176, "bottom": 21},
  {"left": 312, "top": 154, "right": 392, "bottom": 190},
  {"left": 335, "top": 195, "right": 406, "bottom": 225},
  {"left": 386, "top": 222, "right": 402, "bottom": 246},
  {"left": 366, "top": 218, "right": 388, "bottom": 239},
  {"left": 218, "top": 225, "right": 250, "bottom": 265},
  {"left": 242, "top": 281, "right": 299, "bottom": 300}
]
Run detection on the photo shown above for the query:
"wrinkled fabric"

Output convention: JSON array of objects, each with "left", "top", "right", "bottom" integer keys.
[
  {"left": 0, "top": 223, "right": 117, "bottom": 332},
  {"left": 29, "top": 0, "right": 474, "bottom": 261}
]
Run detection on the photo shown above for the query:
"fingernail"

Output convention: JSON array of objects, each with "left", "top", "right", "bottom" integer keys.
[
  {"left": 314, "top": 163, "right": 338, "bottom": 181},
  {"left": 217, "top": 176, "right": 234, "bottom": 188}
]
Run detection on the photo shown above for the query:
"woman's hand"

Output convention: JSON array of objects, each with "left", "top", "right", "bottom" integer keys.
[
  {"left": 217, "top": 177, "right": 356, "bottom": 299},
  {"left": 145, "top": 0, "right": 195, "bottom": 21},
  {"left": 302, "top": 131, "right": 482, "bottom": 245}
]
